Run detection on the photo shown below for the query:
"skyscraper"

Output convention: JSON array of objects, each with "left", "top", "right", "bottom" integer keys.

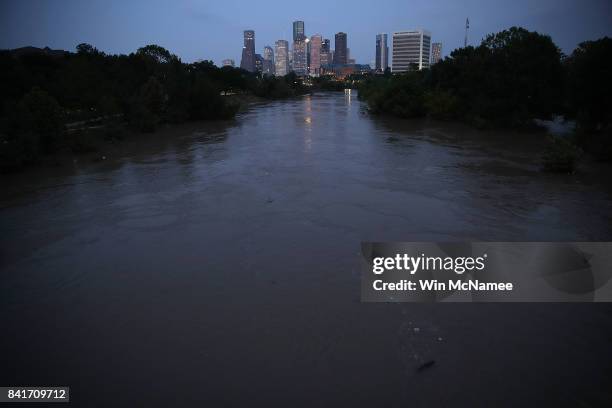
[
  {"left": 347, "top": 48, "right": 355, "bottom": 64},
  {"left": 292, "top": 34, "right": 308, "bottom": 76},
  {"left": 275, "top": 40, "right": 289, "bottom": 76},
  {"left": 391, "top": 29, "right": 431, "bottom": 72},
  {"left": 240, "top": 30, "right": 256, "bottom": 72},
  {"left": 320, "top": 39, "right": 331, "bottom": 66},
  {"left": 254, "top": 54, "right": 263, "bottom": 73},
  {"left": 375, "top": 33, "right": 389, "bottom": 72},
  {"left": 292, "top": 21, "right": 305, "bottom": 42},
  {"left": 309, "top": 34, "right": 322, "bottom": 76},
  {"left": 321, "top": 39, "right": 330, "bottom": 53},
  {"left": 431, "top": 42, "right": 442, "bottom": 65},
  {"left": 263, "top": 46, "right": 275, "bottom": 75},
  {"left": 334, "top": 32, "right": 347, "bottom": 65},
  {"left": 306, "top": 39, "right": 311, "bottom": 73}
]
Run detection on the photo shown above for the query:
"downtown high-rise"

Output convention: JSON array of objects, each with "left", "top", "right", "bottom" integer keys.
[
  {"left": 334, "top": 32, "right": 347, "bottom": 65},
  {"left": 291, "top": 20, "right": 307, "bottom": 76},
  {"left": 320, "top": 39, "right": 331, "bottom": 66},
  {"left": 254, "top": 54, "right": 263, "bottom": 73},
  {"left": 274, "top": 40, "right": 289, "bottom": 76},
  {"left": 391, "top": 29, "right": 431, "bottom": 72},
  {"left": 431, "top": 42, "right": 442, "bottom": 65},
  {"left": 309, "top": 34, "right": 322, "bottom": 76},
  {"left": 292, "top": 21, "right": 305, "bottom": 42},
  {"left": 375, "top": 33, "right": 389, "bottom": 72},
  {"left": 240, "top": 30, "right": 256, "bottom": 72},
  {"left": 292, "top": 35, "right": 308, "bottom": 76},
  {"left": 263, "top": 46, "right": 275, "bottom": 75}
]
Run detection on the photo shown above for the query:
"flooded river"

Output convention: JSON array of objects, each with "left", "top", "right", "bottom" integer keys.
[{"left": 1, "top": 91, "right": 611, "bottom": 406}]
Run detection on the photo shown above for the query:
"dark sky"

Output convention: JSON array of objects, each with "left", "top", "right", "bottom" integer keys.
[{"left": 1, "top": 0, "right": 611, "bottom": 65}]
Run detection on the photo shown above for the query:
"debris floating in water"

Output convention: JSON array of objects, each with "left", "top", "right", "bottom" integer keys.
[{"left": 417, "top": 360, "right": 435, "bottom": 372}]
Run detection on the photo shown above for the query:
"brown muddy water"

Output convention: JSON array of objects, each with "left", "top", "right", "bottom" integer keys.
[{"left": 1, "top": 91, "right": 612, "bottom": 407}]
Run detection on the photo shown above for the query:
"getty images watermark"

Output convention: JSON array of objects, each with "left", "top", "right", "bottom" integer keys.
[{"left": 360, "top": 242, "right": 612, "bottom": 302}]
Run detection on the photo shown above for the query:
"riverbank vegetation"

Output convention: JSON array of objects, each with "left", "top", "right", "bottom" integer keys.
[
  {"left": 358, "top": 27, "right": 612, "bottom": 171},
  {"left": 0, "top": 44, "right": 308, "bottom": 172}
]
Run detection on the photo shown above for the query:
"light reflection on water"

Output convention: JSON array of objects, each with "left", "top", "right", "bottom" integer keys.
[{"left": 344, "top": 88, "right": 352, "bottom": 105}]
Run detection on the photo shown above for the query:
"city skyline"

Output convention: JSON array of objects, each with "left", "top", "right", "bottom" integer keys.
[{"left": 1, "top": 0, "right": 611, "bottom": 66}]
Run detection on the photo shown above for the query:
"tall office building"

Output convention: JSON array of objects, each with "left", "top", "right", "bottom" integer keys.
[
  {"left": 293, "top": 21, "right": 305, "bottom": 42},
  {"left": 263, "top": 46, "right": 275, "bottom": 75},
  {"left": 391, "top": 29, "right": 431, "bottom": 72},
  {"left": 375, "top": 33, "right": 389, "bottom": 72},
  {"left": 347, "top": 48, "right": 355, "bottom": 64},
  {"left": 292, "top": 34, "right": 308, "bottom": 76},
  {"left": 309, "top": 34, "right": 322, "bottom": 76},
  {"left": 321, "top": 39, "right": 330, "bottom": 52},
  {"left": 274, "top": 40, "right": 289, "bottom": 76},
  {"left": 306, "top": 40, "right": 311, "bottom": 72},
  {"left": 320, "top": 39, "right": 331, "bottom": 66},
  {"left": 334, "top": 32, "right": 347, "bottom": 65},
  {"left": 222, "top": 59, "right": 235, "bottom": 67},
  {"left": 254, "top": 54, "right": 263, "bottom": 73},
  {"left": 240, "top": 30, "right": 256, "bottom": 72},
  {"left": 431, "top": 42, "right": 442, "bottom": 64}
]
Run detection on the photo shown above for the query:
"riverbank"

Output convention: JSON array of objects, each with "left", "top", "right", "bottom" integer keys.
[
  {"left": 1, "top": 88, "right": 342, "bottom": 177},
  {"left": 0, "top": 92, "right": 275, "bottom": 177},
  {"left": 3, "top": 92, "right": 611, "bottom": 196}
]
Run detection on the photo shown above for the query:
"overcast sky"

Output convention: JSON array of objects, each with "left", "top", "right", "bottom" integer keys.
[{"left": 1, "top": 0, "right": 611, "bottom": 65}]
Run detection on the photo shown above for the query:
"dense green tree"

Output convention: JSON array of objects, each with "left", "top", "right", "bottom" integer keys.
[
  {"left": 361, "top": 27, "right": 565, "bottom": 128},
  {"left": 431, "top": 27, "right": 563, "bottom": 126},
  {"left": 565, "top": 37, "right": 612, "bottom": 131},
  {"left": 128, "top": 76, "right": 165, "bottom": 132},
  {"left": 542, "top": 136, "right": 582, "bottom": 173},
  {"left": 424, "top": 89, "right": 459, "bottom": 120},
  {"left": 0, "top": 42, "right": 302, "bottom": 170},
  {"left": 564, "top": 37, "right": 612, "bottom": 159},
  {"left": 136, "top": 44, "right": 177, "bottom": 64},
  {"left": 359, "top": 71, "right": 427, "bottom": 118},
  {"left": 0, "top": 87, "right": 64, "bottom": 170},
  {"left": 76, "top": 43, "right": 101, "bottom": 56},
  {"left": 15, "top": 87, "right": 64, "bottom": 152}
]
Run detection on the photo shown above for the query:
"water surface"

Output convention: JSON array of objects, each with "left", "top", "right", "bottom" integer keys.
[{"left": 1, "top": 91, "right": 611, "bottom": 406}]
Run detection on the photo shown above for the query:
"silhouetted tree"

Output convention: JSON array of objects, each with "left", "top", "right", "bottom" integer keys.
[
  {"left": 136, "top": 45, "right": 177, "bottom": 64},
  {"left": 360, "top": 27, "right": 565, "bottom": 128},
  {"left": 566, "top": 37, "right": 612, "bottom": 132},
  {"left": 0, "top": 42, "right": 309, "bottom": 170}
]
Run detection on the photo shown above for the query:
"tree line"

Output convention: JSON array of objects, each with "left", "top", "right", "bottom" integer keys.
[
  {"left": 0, "top": 43, "right": 308, "bottom": 171},
  {"left": 358, "top": 27, "right": 612, "bottom": 170}
]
